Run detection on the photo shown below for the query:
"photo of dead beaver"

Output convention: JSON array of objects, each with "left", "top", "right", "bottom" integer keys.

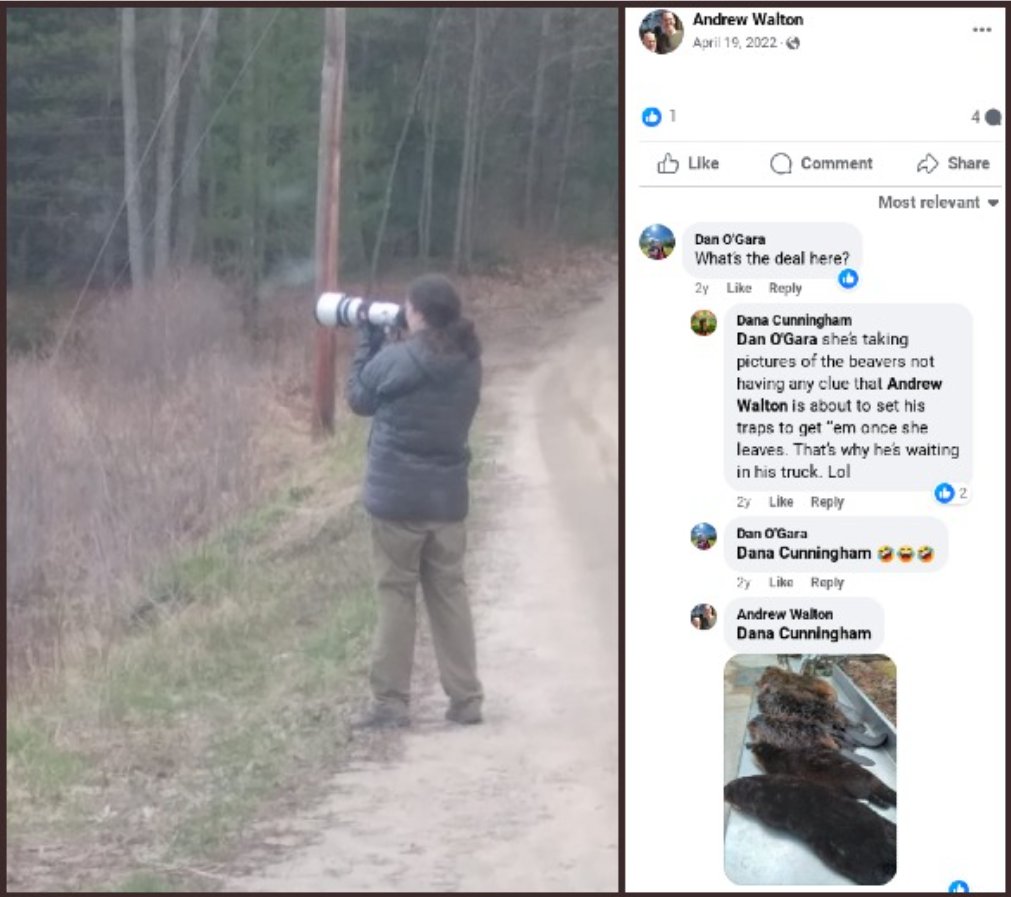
[
  {"left": 724, "top": 774, "right": 897, "bottom": 886},
  {"left": 757, "top": 665, "right": 837, "bottom": 702},
  {"left": 748, "top": 742, "right": 896, "bottom": 808},
  {"left": 748, "top": 713, "right": 841, "bottom": 751},
  {"left": 725, "top": 657, "right": 897, "bottom": 885},
  {"left": 756, "top": 679, "right": 887, "bottom": 749}
]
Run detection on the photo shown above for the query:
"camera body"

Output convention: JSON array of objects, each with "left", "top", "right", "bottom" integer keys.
[{"left": 315, "top": 292, "right": 405, "bottom": 329}]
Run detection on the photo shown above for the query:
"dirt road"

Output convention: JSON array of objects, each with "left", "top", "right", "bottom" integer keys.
[{"left": 226, "top": 283, "right": 618, "bottom": 892}]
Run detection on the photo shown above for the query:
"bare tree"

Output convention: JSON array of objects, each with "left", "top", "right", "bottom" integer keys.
[
  {"left": 153, "top": 8, "right": 184, "bottom": 279},
  {"left": 369, "top": 11, "right": 444, "bottom": 292},
  {"left": 176, "top": 8, "right": 219, "bottom": 269},
  {"left": 120, "top": 8, "right": 146, "bottom": 289},
  {"left": 417, "top": 40, "right": 443, "bottom": 264},
  {"left": 523, "top": 10, "right": 551, "bottom": 232},
  {"left": 239, "top": 8, "right": 257, "bottom": 289},
  {"left": 552, "top": 40, "right": 578, "bottom": 236},
  {"left": 453, "top": 9, "right": 483, "bottom": 272}
]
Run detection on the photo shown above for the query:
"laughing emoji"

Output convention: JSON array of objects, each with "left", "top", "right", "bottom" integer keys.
[
  {"left": 898, "top": 545, "right": 915, "bottom": 563},
  {"left": 918, "top": 545, "right": 934, "bottom": 563},
  {"left": 878, "top": 545, "right": 894, "bottom": 563}
]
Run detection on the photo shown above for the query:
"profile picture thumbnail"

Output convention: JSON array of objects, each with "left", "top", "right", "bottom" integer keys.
[
  {"left": 640, "top": 223, "right": 676, "bottom": 260},
  {"left": 691, "top": 603, "right": 717, "bottom": 630},
  {"left": 691, "top": 522, "right": 717, "bottom": 551},
  {"left": 691, "top": 309, "right": 718, "bottom": 336},
  {"left": 639, "top": 9, "right": 685, "bottom": 55}
]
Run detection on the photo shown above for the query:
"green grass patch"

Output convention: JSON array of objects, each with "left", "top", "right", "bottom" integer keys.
[
  {"left": 8, "top": 419, "right": 382, "bottom": 888},
  {"left": 301, "top": 585, "right": 376, "bottom": 671},
  {"left": 287, "top": 484, "right": 315, "bottom": 503},
  {"left": 170, "top": 722, "right": 286, "bottom": 857},
  {"left": 146, "top": 543, "right": 239, "bottom": 606},
  {"left": 134, "top": 484, "right": 314, "bottom": 626},
  {"left": 220, "top": 501, "right": 289, "bottom": 549},
  {"left": 328, "top": 415, "right": 368, "bottom": 481},
  {"left": 114, "top": 872, "right": 177, "bottom": 892},
  {"left": 6, "top": 721, "right": 89, "bottom": 803}
]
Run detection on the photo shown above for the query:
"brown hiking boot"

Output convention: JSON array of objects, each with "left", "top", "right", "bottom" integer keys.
[
  {"left": 446, "top": 700, "right": 483, "bottom": 725},
  {"left": 351, "top": 702, "right": 410, "bottom": 730}
]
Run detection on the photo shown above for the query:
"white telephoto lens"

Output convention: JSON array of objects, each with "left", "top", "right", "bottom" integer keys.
[
  {"left": 366, "top": 301, "right": 402, "bottom": 327},
  {"left": 315, "top": 292, "right": 346, "bottom": 327}
]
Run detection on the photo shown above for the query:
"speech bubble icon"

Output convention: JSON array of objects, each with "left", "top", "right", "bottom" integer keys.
[
  {"left": 770, "top": 152, "right": 793, "bottom": 175},
  {"left": 985, "top": 108, "right": 1002, "bottom": 126}
]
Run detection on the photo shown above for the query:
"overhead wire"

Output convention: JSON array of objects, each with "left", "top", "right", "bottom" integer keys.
[
  {"left": 47, "top": 9, "right": 210, "bottom": 364},
  {"left": 48, "top": 8, "right": 280, "bottom": 363},
  {"left": 105, "top": 9, "right": 282, "bottom": 297}
]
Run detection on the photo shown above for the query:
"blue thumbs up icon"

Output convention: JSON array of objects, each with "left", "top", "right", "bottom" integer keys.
[
  {"left": 642, "top": 107, "right": 662, "bottom": 127},
  {"left": 934, "top": 482, "right": 955, "bottom": 504},
  {"left": 838, "top": 268, "right": 859, "bottom": 289}
]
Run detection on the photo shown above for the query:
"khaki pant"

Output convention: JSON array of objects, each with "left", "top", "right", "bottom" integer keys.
[{"left": 369, "top": 517, "right": 483, "bottom": 710}]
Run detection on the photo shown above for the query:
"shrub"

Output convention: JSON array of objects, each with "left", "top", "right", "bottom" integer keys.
[{"left": 6, "top": 272, "right": 263, "bottom": 686}]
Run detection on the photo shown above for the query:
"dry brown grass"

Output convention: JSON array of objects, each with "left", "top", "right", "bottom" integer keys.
[{"left": 5, "top": 272, "right": 287, "bottom": 689}]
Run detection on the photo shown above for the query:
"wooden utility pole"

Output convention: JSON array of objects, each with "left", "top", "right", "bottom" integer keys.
[
  {"left": 121, "top": 8, "right": 146, "bottom": 290},
  {"left": 312, "top": 9, "right": 347, "bottom": 435}
]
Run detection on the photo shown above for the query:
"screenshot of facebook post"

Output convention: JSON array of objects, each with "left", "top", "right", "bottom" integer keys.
[
  {"left": 6, "top": 7, "right": 619, "bottom": 892},
  {"left": 625, "top": 6, "right": 1005, "bottom": 893}
]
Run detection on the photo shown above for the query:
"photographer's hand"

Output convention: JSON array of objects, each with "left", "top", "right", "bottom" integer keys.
[
  {"left": 346, "top": 323, "right": 390, "bottom": 416},
  {"left": 355, "top": 322, "right": 386, "bottom": 358}
]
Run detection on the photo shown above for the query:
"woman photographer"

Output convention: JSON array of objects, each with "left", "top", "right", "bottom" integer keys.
[{"left": 346, "top": 273, "right": 484, "bottom": 729}]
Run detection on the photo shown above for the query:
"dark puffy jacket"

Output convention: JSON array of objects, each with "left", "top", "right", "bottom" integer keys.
[{"left": 346, "top": 327, "right": 481, "bottom": 521}]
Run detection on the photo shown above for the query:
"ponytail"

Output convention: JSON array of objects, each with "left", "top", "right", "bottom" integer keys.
[
  {"left": 408, "top": 273, "right": 481, "bottom": 359},
  {"left": 446, "top": 317, "right": 481, "bottom": 359}
]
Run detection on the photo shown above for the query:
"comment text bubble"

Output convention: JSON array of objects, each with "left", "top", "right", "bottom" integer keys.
[{"left": 727, "top": 303, "right": 971, "bottom": 490}]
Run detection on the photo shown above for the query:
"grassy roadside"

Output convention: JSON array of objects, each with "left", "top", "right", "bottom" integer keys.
[
  {"left": 7, "top": 254, "right": 612, "bottom": 891},
  {"left": 6, "top": 417, "right": 380, "bottom": 893}
]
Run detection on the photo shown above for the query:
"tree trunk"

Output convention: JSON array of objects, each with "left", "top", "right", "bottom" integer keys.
[
  {"left": 417, "top": 43, "right": 443, "bottom": 264},
  {"left": 312, "top": 8, "right": 347, "bottom": 435},
  {"left": 176, "top": 8, "right": 219, "bottom": 269},
  {"left": 102, "top": 69, "right": 118, "bottom": 285},
  {"left": 471, "top": 70, "right": 489, "bottom": 266},
  {"left": 239, "top": 8, "right": 256, "bottom": 292},
  {"left": 120, "top": 8, "right": 146, "bottom": 290},
  {"left": 206, "top": 130, "right": 217, "bottom": 264},
  {"left": 253, "top": 53, "right": 267, "bottom": 291},
  {"left": 452, "top": 9, "right": 482, "bottom": 273},
  {"left": 369, "top": 11, "right": 443, "bottom": 292},
  {"left": 464, "top": 67, "right": 484, "bottom": 271},
  {"left": 153, "top": 8, "right": 184, "bottom": 279},
  {"left": 523, "top": 10, "right": 551, "bottom": 232},
  {"left": 552, "top": 46, "right": 578, "bottom": 237}
]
